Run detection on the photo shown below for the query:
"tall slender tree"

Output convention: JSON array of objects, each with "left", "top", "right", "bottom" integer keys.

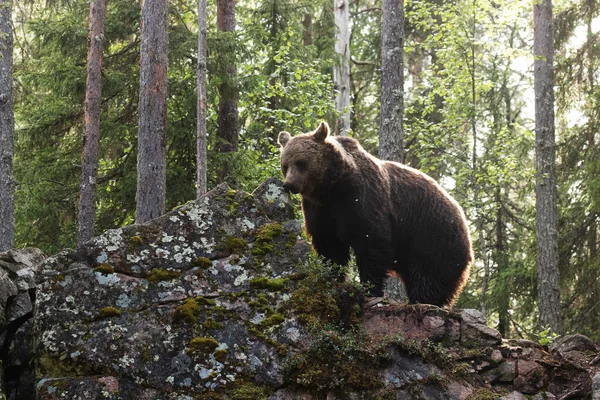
[
  {"left": 379, "top": 0, "right": 404, "bottom": 162},
  {"left": 197, "top": 0, "right": 207, "bottom": 198},
  {"left": 136, "top": 0, "right": 169, "bottom": 223},
  {"left": 533, "top": 0, "right": 561, "bottom": 333},
  {"left": 333, "top": 0, "right": 350, "bottom": 136},
  {"left": 0, "top": 0, "right": 14, "bottom": 251},
  {"left": 216, "top": 0, "right": 238, "bottom": 182},
  {"left": 78, "top": 0, "right": 107, "bottom": 245}
]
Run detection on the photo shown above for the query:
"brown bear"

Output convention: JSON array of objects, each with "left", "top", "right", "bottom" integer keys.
[{"left": 278, "top": 121, "right": 473, "bottom": 307}]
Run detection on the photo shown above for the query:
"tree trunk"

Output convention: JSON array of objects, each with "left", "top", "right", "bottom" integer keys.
[
  {"left": 303, "top": 13, "right": 312, "bottom": 46},
  {"left": 496, "top": 189, "right": 509, "bottom": 337},
  {"left": 196, "top": 0, "right": 207, "bottom": 198},
  {"left": 0, "top": 0, "right": 15, "bottom": 252},
  {"left": 78, "top": 0, "right": 107, "bottom": 245},
  {"left": 333, "top": 0, "right": 350, "bottom": 136},
  {"left": 533, "top": 0, "right": 561, "bottom": 333},
  {"left": 216, "top": 0, "right": 238, "bottom": 182},
  {"left": 136, "top": 0, "right": 168, "bottom": 223},
  {"left": 379, "top": 0, "right": 404, "bottom": 162}
]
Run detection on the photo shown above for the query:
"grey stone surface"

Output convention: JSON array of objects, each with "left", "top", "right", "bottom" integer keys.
[{"left": 0, "top": 247, "right": 45, "bottom": 400}]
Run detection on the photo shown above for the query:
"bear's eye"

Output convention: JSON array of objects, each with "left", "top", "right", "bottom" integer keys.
[{"left": 295, "top": 160, "right": 307, "bottom": 171}]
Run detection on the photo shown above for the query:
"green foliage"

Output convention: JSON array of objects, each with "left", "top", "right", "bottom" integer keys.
[
  {"left": 290, "top": 254, "right": 364, "bottom": 328},
  {"left": 538, "top": 327, "right": 560, "bottom": 346},
  {"left": 284, "top": 327, "right": 390, "bottom": 393}
]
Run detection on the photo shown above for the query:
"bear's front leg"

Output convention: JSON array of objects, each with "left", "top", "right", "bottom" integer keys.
[
  {"left": 310, "top": 235, "right": 351, "bottom": 267},
  {"left": 354, "top": 247, "right": 391, "bottom": 297}
]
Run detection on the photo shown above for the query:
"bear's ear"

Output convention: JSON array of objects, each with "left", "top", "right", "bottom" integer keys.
[
  {"left": 278, "top": 131, "right": 291, "bottom": 148},
  {"left": 313, "top": 121, "right": 330, "bottom": 142}
]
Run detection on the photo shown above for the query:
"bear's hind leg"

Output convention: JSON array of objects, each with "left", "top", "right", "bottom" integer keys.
[{"left": 399, "top": 264, "right": 453, "bottom": 307}]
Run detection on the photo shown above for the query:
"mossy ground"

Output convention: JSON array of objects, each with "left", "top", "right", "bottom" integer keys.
[
  {"left": 283, "top": 255, "right": 381, "bottom": 394},
  {"left": 283, "top": 328, "right": 391, "bottom": 393},
  {"left": 289, "top": 255, "right": 364, "bottom": 328}
]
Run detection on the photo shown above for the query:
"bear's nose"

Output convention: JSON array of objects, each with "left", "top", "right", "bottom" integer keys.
[{"left": 282, "top": 182, "right": 299, "bottom": 194}]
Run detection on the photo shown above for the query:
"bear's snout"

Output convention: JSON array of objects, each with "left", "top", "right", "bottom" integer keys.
[{"left": 282, "top": 181, "right": 300, "bottom": 194}]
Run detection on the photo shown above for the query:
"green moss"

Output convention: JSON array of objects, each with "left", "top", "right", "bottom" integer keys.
[
  {"left": 195, "top": 296, "right": 217, "bottom": 306},
  {"left": 249, "top": 277, "right": 289, "bottom": 291},
  {"left": 218, "top": 236, "right": 248, "bottom": 254},
  {"left": 397, "top": 339, "right": 453, "bottom": 369},
  {"left": 252, "top": 222, "right": 284, "bottom": 257},
  {"left": 173, "top": 298, "right": 200, "bottom": 324},
  {"left": 147, "top": 268, "right": 181, "bottom": 285},
  {"left": 202, "top": 317, "right": 224, "bottom": 330},
  {"left": 99, "top": 307, "right": 121, "bottom": 318},
  {"left": 254, "top": 222, "right": 283, "bottom": 242},
  {"left": 229, "top": 382, "right": 272, "bottom": 400},
  {"left": 467, "top": 388, "right": 507, "bottom": 400},
  {"left": 259, "top": 313, "right": 285, "bottom": 329},
  {"left": 283, "top": 329, "right": 389, "bottom": 393},
  {"left": 55, "top": 274, "right": 65, "bottom": 282},
  {"left": 142, "top": 345, "right": 152, "bottom": 363},
  {"left": 225, "top": 189, "right": 240, "bottom": 215},
  {"left": 187, "top": 337, "right": 219, "bottom": 355},
  {"left": 214, "top": 349, "right": 228, "bottom": 362},
  {"left": 290, "top": 255, "right": 364, "bottom": 328},
  {"left": 193, "top": 257, "right": 213, "bottom": 269},
  {"left": 248, "top": 293, "right": 269, "bottom": 312},
  {"left": 94, "top": 263, "right": 115, "bottom": 275},
  {"left": 129, "top": 235, "right": 143, "bottom": 246}
]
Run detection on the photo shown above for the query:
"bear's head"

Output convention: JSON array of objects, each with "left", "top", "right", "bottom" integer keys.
[{"left": 277, "top": 121, "right": 332, "bottom": 198}]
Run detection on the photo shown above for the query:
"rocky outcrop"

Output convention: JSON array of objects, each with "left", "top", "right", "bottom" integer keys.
[
  {"left": 1, "top": 179, "right": 599, "bottom": 399},
  {"left": 0, "top": 247, "right": 46, "bottom": 400}
]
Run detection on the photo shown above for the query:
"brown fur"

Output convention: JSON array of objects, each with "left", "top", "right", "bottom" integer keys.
[{"left": 278, "top": 122, "right": 473, "bottom": 307}]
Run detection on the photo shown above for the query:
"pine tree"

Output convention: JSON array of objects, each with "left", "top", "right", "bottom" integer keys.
[
  {"left": 379, "top": 0, "right": 404, "bottom": 162},
  {"left": 78, "top": 0, "right": 107, "bottom": 245},
  {"left": 333, "top": 0, "right": 350, "bottom": 136},
  {"left": 533, "top": 0, "right": 561, "bottom": 333},
  {"left": 136, "top": 0, "right": 168, "bottom": 223},
  {"left": 196, "top": 0, "right": 207, "bottom": 198},
  {"left": 0, "top": 0, "right": 14, "bottom": 251},
  {"left": 216, "top": 0, "right": 238, "bottom": 182}
]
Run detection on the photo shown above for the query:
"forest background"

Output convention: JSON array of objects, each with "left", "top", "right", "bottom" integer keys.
[{"left": 2, "top": 0, "right": 599, "bottom": 342}]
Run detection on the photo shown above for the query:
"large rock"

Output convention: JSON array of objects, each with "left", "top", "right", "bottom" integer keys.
[
  {"left": 0, "top": 248, "right": 46, "bottom": 400},
  {"left": 33, "top": 181, "right": 310, "bottom": 399}
]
